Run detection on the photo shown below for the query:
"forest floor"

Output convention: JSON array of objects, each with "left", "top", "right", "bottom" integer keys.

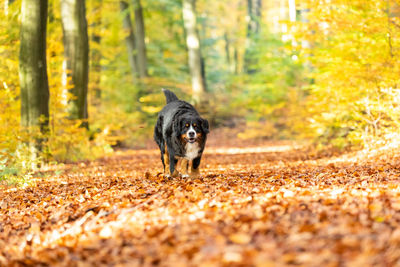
[{"left": 1, "top": 130, "right": 400, "bottom": 266}]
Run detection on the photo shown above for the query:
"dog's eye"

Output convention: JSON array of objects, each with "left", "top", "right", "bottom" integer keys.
[
  {"left": 185, "top": 123, "right": 189, "bottom": 127},
  {"left": 193, "top": 123, "right": 197, "bottom": 127}
]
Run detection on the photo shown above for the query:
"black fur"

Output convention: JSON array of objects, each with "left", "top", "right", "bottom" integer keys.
[
  {"left": 162, "top": 88, "right": 179, "bottom": 104},
  {"left": 154, "top": 89, "right": 209, "bottom": 177}
]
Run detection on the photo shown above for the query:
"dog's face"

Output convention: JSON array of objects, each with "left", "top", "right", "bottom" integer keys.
[{"left": 179, "top": 117, "right": 209, "bottom": 144}]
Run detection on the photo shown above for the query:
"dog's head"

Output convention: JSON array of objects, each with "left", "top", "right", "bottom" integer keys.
[{"left": 178, "top": 116, "right": 209, "bottom": 144}]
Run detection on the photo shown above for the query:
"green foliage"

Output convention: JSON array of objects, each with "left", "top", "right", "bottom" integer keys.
[
  {"left": 228, "top": 29, "right": 306, "bottom": 139},
  {"left": 0, "top": 144, "right": 40, "bottom": 185}
]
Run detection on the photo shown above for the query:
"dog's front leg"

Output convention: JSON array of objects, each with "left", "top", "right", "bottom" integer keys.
[
  {"left": 190, "top": 156, "right": 202, "bottom": 178},
  {"left": 180, "top": 159, "right": 189, "bottom": 178}
]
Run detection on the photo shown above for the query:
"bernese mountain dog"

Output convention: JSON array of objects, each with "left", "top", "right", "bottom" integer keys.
[{"left": 154, "top": 89, "right": 209, "bottom": 178}]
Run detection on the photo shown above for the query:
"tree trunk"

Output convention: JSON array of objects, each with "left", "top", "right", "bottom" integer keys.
[
  {"left": 48, "top": 0, "right": 57, "bottom": 22},
  {"left": 182, "top": 0, "right": 206, "bottom": 103},
  {"left": 19, "top": 0, "right": 50, "bottom": 151},
  {"left": 132, "top": 0, "right": 148, "bottom": 78},
  {"left": 288, "top": 0, "right": 296, "bottom": 22},
  {"left": 287, "top": 0, "right": 297, "bottom": 46},
  {"left": 247, "top": 0, "right": 261, "bottom": 36},
  {"left": 244, "top": 0, "right": 262, "bottom": 73},
  {"left": 234, "top": 46, "right": 239, "bottom": 75},
  {"left": 90, "top": 0, "right": 102, "bottom": 102},
  {"left": 4, "top": 0, "right": 15, "bottom": 15},
  {"left": 61, "top": 0, "right": 89, "bottom": 128},
  {"left": 120, "top": 1, "right": 139, "bottom": 80},
  {"left": 224, "top": 32, "right": 234, "bottom": 73}
]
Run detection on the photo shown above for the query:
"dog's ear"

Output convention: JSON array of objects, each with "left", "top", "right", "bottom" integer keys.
[{"left": 201, "top": 118, "right": 209, "bottom": 134}]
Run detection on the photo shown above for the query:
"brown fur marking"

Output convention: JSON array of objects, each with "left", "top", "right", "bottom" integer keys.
[
  {"left": 164, "top": 144, "right": 170, "bottom": 175},
  {"left": 181, "top": 158, "right": 189, "bottom": 176},
  {"left": 191, "top": 165, "right": 200, "bottom": 178}
]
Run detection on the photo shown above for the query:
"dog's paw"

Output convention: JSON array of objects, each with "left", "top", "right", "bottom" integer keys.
[
  {"left": 171, "top": 170, "right": 180, "bottom": 178},
  {"left": 190, "top": 168, "right": 200, "bottom": 179},
  {"left": 190, "top": 173, "right": 200, "bottom": 179},
  {"left": 181, "top": 174, "right": 189, "bottom": 178}
]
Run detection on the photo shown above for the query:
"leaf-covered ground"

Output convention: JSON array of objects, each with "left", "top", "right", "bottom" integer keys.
[{"left": 1, "top": 133, "right": 400, "bottom": 266}]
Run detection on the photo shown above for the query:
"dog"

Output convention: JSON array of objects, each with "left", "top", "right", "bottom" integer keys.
[{"left": 154, "top": 89, "right": 209, "bottom": 178}]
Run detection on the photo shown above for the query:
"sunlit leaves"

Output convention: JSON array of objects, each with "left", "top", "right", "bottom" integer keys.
[{"left": 1, "top": 138, "right": 400, "bottom": 265}]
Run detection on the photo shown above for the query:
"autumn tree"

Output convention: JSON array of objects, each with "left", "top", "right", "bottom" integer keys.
[
  {"left": 89, "top": 0, "right": 103, "bottom": 101},
  {"left": 293, "top": 0, "right": 400, "bottom": 146},
  {"left": 19, "top": 0, "right": 50, "bottom": 152},
  {"left": 288, "top": 0, "right": 296, "bottom": 23},
  {"left": 120, "top": 0, "right": 139, "bottom": 80},
  {"left": 244, "top": 0, "right": 261, "bottom": 73},
  {"left": 132, "top": 0, "right": 148, "bottom": 78},
  {"left": 4, "top": 0, "right": 15, "bottom": 15},
  {"left": 182, "top": 0, "right": 207, "bottom": 103},
  {"left": 61, "top": 0, "right": 90, "bottom": 128}
]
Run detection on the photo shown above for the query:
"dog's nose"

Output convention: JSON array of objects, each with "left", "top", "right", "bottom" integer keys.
[{"left": 188, "top": 131, "right": 195, "bottom": 138}]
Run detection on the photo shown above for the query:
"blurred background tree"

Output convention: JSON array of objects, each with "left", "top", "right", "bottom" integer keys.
[
  {"left": 1, "top": 0, "right": 400, "bottom": 182},
  {"left": 182, "top": 0, "right": 207, "bottom": 103},
  {"left": 61, "top": 0, "right": 89, "bottom": 128},
  {"left": 19, "top": 0, "right": 50, "bottom": 167}
]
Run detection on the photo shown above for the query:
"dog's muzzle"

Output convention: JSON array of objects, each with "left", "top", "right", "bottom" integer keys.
[{"left": 186, "top": 127, "right": 197, "bottom": 143}]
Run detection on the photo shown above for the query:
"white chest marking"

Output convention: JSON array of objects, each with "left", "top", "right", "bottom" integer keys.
[{"left": 185, "top": 142, "right": 200, "bottom": 160}]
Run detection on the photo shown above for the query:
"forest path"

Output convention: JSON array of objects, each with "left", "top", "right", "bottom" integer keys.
[{"left": 1, "top": 134, "right": 400, "bottom": 266}]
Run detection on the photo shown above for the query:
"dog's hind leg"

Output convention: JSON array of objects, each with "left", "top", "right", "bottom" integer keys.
[
  {"left": 168, "top": 152, "right": 180, "bottom": 178},
  {"left": 154, "top": 117, "right": 167, "bottom": 174},
  {"left": 173, "top": 157, "right": 182, "bottom": 177},
  {"left": 160, "top": 151, "right": 165, "bottom": 173},
  {"left": 163, "top": 144, "right": 170, "bottom": 176}
]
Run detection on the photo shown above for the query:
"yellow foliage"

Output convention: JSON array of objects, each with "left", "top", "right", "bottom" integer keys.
[
  {"left": 44, "top": 4, "right": 115, "bottom": 163},
  {"left": 142, "top": 106, "right": 162, "bottom": 114},
  {"left": 295, "top": 0, "right": 400, "bottom": 146},
  {"left": 45, "top": 120, "right": 114, "bottom": 162},
  {"left": 0, "top": 1, "right": 22, "bottom": 178},
  {"left": 0, "top": 1, "right": 115, "bottom": 182},
  {"left": 139, "top": 94, "right": 162, "bottom": 103}
]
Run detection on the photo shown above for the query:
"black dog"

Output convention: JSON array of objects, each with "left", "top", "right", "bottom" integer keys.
[{"left": 154, "top": 89, "right": 209, "bottom": 178}]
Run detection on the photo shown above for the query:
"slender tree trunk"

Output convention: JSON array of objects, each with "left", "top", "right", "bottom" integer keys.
[
  {"left": 120, "top": 1, "right": 139, "bottom": 80},
  {"left": 288, "top": 0, "right": 297, "bottom": 46},
  {"left": 386, "top": 0, "right": 394, "bottom": 58},
  {"left": 132, "top": 0, "right": 148, "bottom": 78},
  {"left": 182, "top": 0, "right": 206, "bottom": 103},
  {"left": 224, "top": 33, "right": 231, "bottom": 65},
  {"left": 90, "top": 0, "right": 102, "bottom": 102},
  {"left": 234, "top": 46, "right": 239, "bottom": 74},
  {"left": 48, "top": 0, "right": 57, "bottom": 22},
  {"left": 288, "top": 0, "right": 296, "bottom": 22},
  {"left": 4, "top": 0, "right": 15, "bottom": 15},
  {"left": 247, "top": 0, "right": 261, "bottom": 36},
  {"left": 244, "top": 0, "right": 261, "bottom": 73},
  {"left": 19, "top": 0, "right": 50, "bottom": 152},
  {"left": 61, "top": 0, "right": 89, "bottom": 128},
  {"left": 224, "top": 32, "right": 234, "bottom": 73}
]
